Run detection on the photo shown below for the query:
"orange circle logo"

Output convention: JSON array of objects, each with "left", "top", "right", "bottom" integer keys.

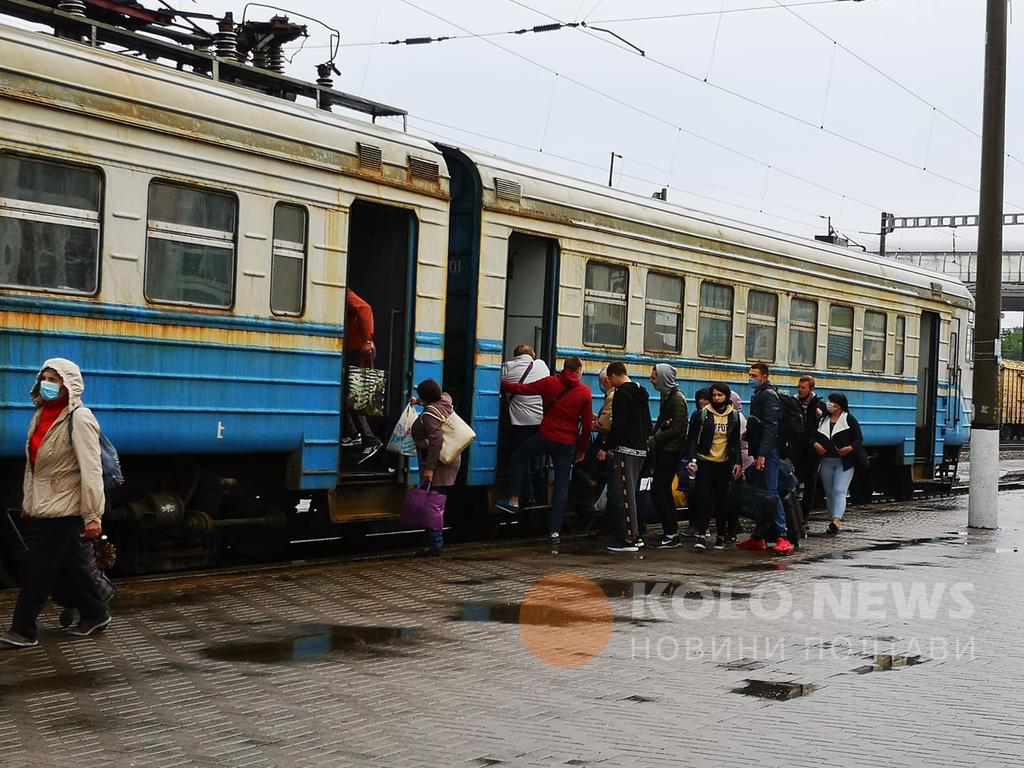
[{"left": 519, "top": 573, "right": 614, "bottom": 668}]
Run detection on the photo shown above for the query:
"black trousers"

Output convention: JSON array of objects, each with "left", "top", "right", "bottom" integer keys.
[
  {"left": 652, "top": 450, "right": 683, "bottom": 536},
  {"left": 693, "top": 460, "right": 736, "bottom": 538},
  {"left": 11, "top": 517, "right": 108, "bottom": 641},
  {"left": 508, "top": 423, "right": 546, "bottom": 504}
]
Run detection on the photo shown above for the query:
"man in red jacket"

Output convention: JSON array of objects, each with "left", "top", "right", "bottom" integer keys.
[{"left": 502, "top": 357, "right": 593, "bottom": 545}]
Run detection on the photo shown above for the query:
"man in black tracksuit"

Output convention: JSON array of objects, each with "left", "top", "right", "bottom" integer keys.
[
  {"left": 793, "top": 375, "right": 828, "bottom": 526},
  {"left": 649, "top": 364, "right": 688, "bottom": 548},
  {"left": 604, "top": 363, "right": 652, "bottom": 553}
]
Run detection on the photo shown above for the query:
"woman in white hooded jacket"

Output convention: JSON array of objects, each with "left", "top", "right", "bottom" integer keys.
[{"left": 1, "top": 358, "right": 110, "bottom": 648}]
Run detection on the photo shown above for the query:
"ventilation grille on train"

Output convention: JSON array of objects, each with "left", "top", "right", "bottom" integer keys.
[
  {"left": 408, "top": 155, "right": 440, "bottom": 183},
  {"left": 494, "top": 177, "right": 522, "bottom": 203},
  {"left": 357, "top": 142, "right": 383, "bottom": 171}
]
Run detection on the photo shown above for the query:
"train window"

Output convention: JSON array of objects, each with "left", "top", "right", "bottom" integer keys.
[
  {"left": 895, "top": 315, "right": 907, "bottom": 375},
  {"left": 827, "top": 304, "right": 854, "bottom": 369},
  {"left": 644, "top": 272, "right": 683, "bottom": 353},
  {"left": 789, "top": 297, "right": 818, "bottom": 367},
  {"left": 270, "top": 203, "right": 307, "bottom": 316},
  {"left": 144, "top": 181, "right": 236, "bottom": 308},
  {"left": 863, "top": 310, "right": 887, "bottom": 372},
  {"left": 746, "top": 290, "right": 778, "bottom": 362},
  {"left": 584, "top": 261, "right": 628, "bottom": 347},
  {"left": 698, "top": 281, "right": 734, "bottom": 358},
  {"left": 0, "top": 154, "right": 101, "bottom": 294}
]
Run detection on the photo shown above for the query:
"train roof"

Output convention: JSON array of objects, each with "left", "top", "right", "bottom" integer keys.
[
  {"left": 453, "top": 146, "right": 975, "bottom": 309},
  {"left": 0, "top": 20, "right": 448, "bottom": 191}
]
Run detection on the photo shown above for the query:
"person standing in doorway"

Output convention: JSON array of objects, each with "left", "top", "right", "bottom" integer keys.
[
  {"left": 502, "top": 358, "right": 592, "bottom": 546},
  {"left": 649, "top": 364, "right": 688, "bottom": 548},
  {"left": 739, "top": 363, "right": 795, "bottom": 555},
  {"left": 500, "top": 344, "right": 550, "bottom": 510},
  {"left": 603, "top": 363, "right": 652, "bottom": 553},
  {"left": 344, "top": 289, "right": 382, "bottom": 462}
]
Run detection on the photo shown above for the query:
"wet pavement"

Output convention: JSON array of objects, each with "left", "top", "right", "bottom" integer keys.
[{"left": 1, "top": 490, "right": 1024, "bottom": 768}]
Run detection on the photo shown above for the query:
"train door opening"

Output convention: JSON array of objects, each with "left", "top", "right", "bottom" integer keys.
[
  {"left": 498, "top": 233, "right": 559, "bottom": 497},
  {"left": 340, "top": 200, "right": 416, "bottom": 482},
  {"left": 914, "top": 311, "right": 941, "bottom": 476}
]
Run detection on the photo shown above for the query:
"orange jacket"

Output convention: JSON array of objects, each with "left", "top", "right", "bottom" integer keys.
[{"left": 345, "top": 291, "right": 375, "bottom": 353}]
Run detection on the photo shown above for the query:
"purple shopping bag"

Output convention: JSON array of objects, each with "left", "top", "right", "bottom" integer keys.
[{"left": 401, "top": 484, "right": 446, "bottom": 531}]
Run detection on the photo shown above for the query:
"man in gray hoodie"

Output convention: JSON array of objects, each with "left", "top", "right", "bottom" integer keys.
[{"left": 649, "top": 364, "right": 688, "bottom": 548}]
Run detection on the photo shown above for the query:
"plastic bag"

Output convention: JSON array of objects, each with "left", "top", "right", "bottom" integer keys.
[{"left": 387, "top": 403, "right": 419, "bottom": 457}]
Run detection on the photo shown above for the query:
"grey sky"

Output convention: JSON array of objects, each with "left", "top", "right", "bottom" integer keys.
[
  {"left": 204, "top": 0, "right": 1024, "bottom": 255},
  {"left": 9, "top": 0, "right": 1024, "bottom": 254}
]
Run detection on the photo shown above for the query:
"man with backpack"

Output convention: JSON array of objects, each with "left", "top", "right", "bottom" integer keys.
[
  {"left": 738, "top": 363, "right": 795, "bottom": 555},
  {"left": 790, "top": 376, "right": 828, "bottom": 525},
  {"left": 502, "top": 358, "right": 592, "bottom": 546}
]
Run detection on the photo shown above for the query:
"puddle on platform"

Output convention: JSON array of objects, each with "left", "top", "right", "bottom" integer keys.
[
  {"left": 846, "top": 564, "right": 905, "bottom": 570},
  {"left": 622, "top": 694, "right": 656, "bottom": 703},
  {"left": 719, "top": 658, "right": 769, "bottom": 671},
  {"left": 853, "top": 654, "right": 927, "bottom": 674},
  {"left": 732, "top": 679, "right": 815, "bottom": 700},
  {"left": 447, "top": 576, "right": 506, "bottom": 586},
  {"left": 201, "top": 624, "right": 419, "bottom": 664},
  {"left": 451, "top": 601, "right": 656, "bottom": 626},
  {"left": 0, "top": 670, "right": 107, "bottom": 699}
]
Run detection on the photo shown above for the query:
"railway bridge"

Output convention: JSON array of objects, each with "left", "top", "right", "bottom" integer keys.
[{"left": 888, "top": 250, "right": 1024, "bottom": 311}]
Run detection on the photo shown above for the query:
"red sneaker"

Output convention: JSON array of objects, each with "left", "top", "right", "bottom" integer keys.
[
  {"left": 773, "top": 537, "right": 795, "bottom": 555},
  {"left": 737, "top": 537, "right": 767, "bottom": 552}
]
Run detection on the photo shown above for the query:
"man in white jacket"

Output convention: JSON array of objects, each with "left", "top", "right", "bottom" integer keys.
[{"left": 500, "top": 344, "right": 550, "bottom": 509}]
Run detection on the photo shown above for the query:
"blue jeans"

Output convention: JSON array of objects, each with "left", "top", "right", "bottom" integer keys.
[
  {"left": 762, "top": 450, "right": 788, "bottom": 539},
  {"left": 819, "top": 457, "right": 854, "bottom": 520},
  {"left": 514, "top": 434, "right": 575, "bottom": 534}
]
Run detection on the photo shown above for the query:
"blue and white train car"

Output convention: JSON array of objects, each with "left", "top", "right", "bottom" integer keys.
[{"left": 441, "top": 149, "right": 973, "bottom": 501}]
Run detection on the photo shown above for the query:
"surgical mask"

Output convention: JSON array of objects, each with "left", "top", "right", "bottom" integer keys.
[{"left": 39, "top": 381, "right": 62, "bottom": 401}]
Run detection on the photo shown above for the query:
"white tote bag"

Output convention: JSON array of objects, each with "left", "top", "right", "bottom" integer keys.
[{"left": 427, "top": 406, "right": 476, "bottom": 465}]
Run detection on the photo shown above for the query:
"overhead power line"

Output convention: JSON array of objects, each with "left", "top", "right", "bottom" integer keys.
[
  {"left": 505, "top": 0, "right": 1018, "bottom": 206},
  {"left": 767, "top": 0, "right": 1024, "bottom": 172},
  {"left": 394, "top": 0, "right": 882, "bottom": 214}
]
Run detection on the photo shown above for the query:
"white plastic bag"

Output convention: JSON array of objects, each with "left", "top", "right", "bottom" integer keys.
[
  {"left": 387, "top": 403, "right": 419, "bottom": 457},
  {"left": 594, "top": 486, "right": 608, "bottom": 513}
]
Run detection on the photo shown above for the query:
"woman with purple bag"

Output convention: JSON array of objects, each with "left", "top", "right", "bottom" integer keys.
[{"left": 410, "top": 379, "right": 461, "bottom": 556}]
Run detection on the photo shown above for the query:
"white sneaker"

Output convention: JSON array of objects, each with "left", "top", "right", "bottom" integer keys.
[{"left": 0, "top": 630, "right": 38, "bottom": 648}]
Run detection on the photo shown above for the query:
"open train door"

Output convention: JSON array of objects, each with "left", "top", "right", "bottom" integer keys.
[
  {"left": 914, "top": 311, "right": 941, "bottom": 480},
  {"left": 496, "top": 232, "right": 560, "bottom": 503}
]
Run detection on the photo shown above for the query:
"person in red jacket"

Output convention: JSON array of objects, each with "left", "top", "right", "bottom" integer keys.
[
  {"left": 502, "top": 357, "right": 593, "bottom": 545},
  {"left": 344, "top": 290, "right": 381, "bottom": 460}
]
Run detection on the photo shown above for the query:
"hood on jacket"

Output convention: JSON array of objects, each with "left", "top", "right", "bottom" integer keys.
[
  {"left": 31, "top": 358, "right": 85, "bottom": 408},
  {"left": 426, "top": 392, "right": 455, "bottom": 418},
  {"left": 730, "top": 391, "right": 743, "bottom": 413},
  {"left": 558, "top": 369, "right": 582, "bottom": 387},
  {"left": 703, "top": 403, "right": 735, "bottom": 417},
  {"left": 652, "top": 364, "right": 678, "bottom": 395}
]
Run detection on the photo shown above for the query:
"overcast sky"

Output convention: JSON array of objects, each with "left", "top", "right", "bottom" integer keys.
[
  {"left": 12, "top": 0, "right": 1024, "bottom": 255},
  {"left": 202, "top": 0, "right": 1024, "bottom": 256}
]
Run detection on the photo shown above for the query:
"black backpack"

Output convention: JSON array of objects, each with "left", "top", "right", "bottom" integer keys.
[{"left": 778, "top": 392, "right": 805, "bottom": 444}]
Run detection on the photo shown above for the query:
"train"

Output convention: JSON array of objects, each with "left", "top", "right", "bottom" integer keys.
[
  {"left": 0, "top": 3, "right": 975, "bottom": 574},
  {"left": 1002, "top": 360, "right": 1024, "bottom": 440}
]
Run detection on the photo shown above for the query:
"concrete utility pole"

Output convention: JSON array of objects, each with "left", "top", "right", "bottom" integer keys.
[{"left": 969, "top": 0, "right": 1008, "bottom": 529}]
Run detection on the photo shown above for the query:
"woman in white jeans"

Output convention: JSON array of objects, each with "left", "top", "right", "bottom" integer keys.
[{"left": 813, "top": 393, "right": 865, "bottom": 535}]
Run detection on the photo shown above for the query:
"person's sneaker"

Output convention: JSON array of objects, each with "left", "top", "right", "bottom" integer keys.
[
  {"left": 0, "top": 631, "right": 38, "bottom": 649},
  {"left": 737, "top": 537, "right": 767, "bottom": 552},
  {"left": 635, "top": 537, "right": 647, "bottom": 550},
  {"left": 606, "top": 541, "right": 639, "bottom": 553},
  {"left": 341, "top": 436, "right": 362, "bottom": 448},
  {"left": 496, "top": 499, "right": 520, "bottom": 513},
  {"left": 693, "top": 535, "right": 708, "bottom": 551},
  {"left": 656, "top": 534, "right": 682, "bottom": 549},
  {"left": 65, "top": 616, "right": 111, "bottom": 637},
  {"left": 713, "top": 535, "right": 726, "bottom": 550},
  {"left": 826, "top": 521, "right": 841, "bottom": 536},
  {"left": 726, "top": 535, "right": 738, "bottom": 547},
  {"left": 58, "top": 607, "right": 80, "bottom": 630},
  {"left": 773, "top": 538, "right": 795, "bottom": 556},
  {"left": 357, "top": 440, "right": 382, "bottom": 465},
  {"left": 680, "top": 527, "right": 700, "bottom": 540}
]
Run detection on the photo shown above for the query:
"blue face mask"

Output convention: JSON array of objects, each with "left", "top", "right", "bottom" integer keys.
[{"left": 39, "top": 381, "right": 62, "bottom": 401}]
